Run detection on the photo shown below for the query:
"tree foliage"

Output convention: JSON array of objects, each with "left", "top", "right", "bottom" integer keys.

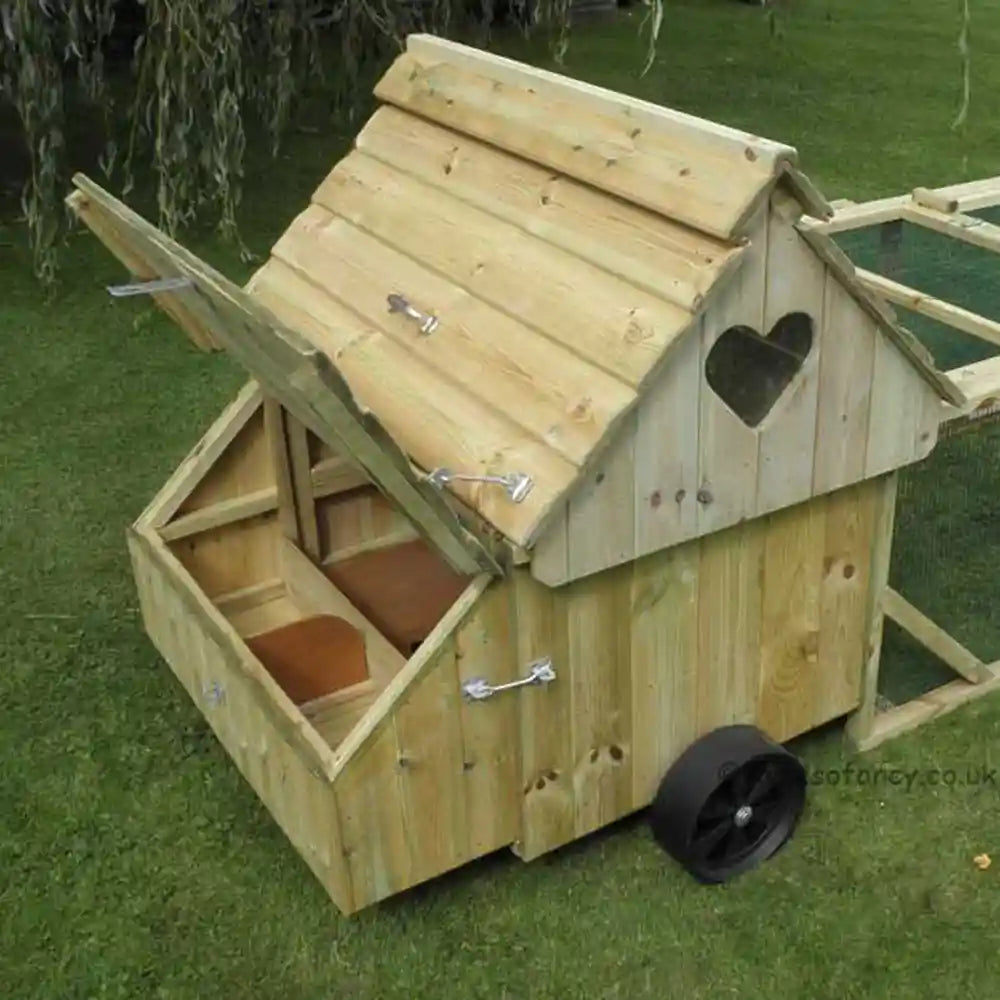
[{"left": 0, "top": 0, "right": 624, "bottom": 284}]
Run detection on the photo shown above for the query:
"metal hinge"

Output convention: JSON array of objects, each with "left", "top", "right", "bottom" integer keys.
[
  {"left": 107, "top": 276, "right": 193, "bottom": 298},
  {"left": 427, "top": 467, "right": 534, "bottom": 503},
  {"left": 387, "top": 292, "right": 439, "bottom": 334},
  {"left": 462, "top": 658, "right": 556, "bottom": 702}
]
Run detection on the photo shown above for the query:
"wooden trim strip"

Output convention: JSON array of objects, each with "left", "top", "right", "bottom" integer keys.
[
  {"left": 902, "top": 203, "right": 1000, "bottom": 255},
  {"left": 881, "top": 587, "right": 991, "bottom": 684},
  {"left": 856, "top": 268, "right": 1000, "bottom": 349},
  {"left": 327, "top": 572, "right": 493, "bottom": 782},
  {"left": 851, "top": 661, "right": 1000, "bottom": 753}
]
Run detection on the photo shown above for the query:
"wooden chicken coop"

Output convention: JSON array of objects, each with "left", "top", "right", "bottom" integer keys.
[{"left": 66, "top": 34, "right": 1000, "bottom": 915}]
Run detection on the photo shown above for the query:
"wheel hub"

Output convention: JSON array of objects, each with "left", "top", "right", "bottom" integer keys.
[{"left": 733, "top": 804, "right": 753, "bottom": 828}]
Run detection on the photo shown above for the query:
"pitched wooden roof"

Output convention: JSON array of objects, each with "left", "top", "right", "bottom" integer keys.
[
  {"left": 67, "top": 33, "right": 962, "bottom": 559},
  {"left": 245, "top": 35, "right": 818, "bottom": 548}
]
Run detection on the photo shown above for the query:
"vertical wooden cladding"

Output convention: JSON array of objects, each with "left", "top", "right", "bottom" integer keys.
[
  {"left": 532, "top": 188, "right": 946, "bottom": 589},
  {"left": 516, "top": 475, "right": 885, "bottom": 860},
  {"left": 332, "top": 577, "right": 522, "bottom": 910}
]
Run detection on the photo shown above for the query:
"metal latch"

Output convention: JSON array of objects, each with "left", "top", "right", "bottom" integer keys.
[
  {"left": 427, "top": 467, "right": 534, "bottom": 503},
  {"left": 387, "top": 293, "right": 439, "bottom": 334},
  {"left": 462, "top": 658, "right": 556, "bottom": 702},
  {"left": 107, "top": 276, "right": 193, "bottom": 297}
]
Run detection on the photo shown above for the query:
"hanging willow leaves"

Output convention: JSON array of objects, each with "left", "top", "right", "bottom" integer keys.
[{"left": 0, "top": 0, "right": 973, "bottom": 287}]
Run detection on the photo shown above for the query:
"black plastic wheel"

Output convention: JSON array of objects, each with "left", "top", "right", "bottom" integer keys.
[{"left": 649, "top": 724, "right": 807, "bottom": 883}]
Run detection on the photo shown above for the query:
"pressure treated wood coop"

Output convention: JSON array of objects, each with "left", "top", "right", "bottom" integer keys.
[{"left": 67, "top": 35, "right": 1000, "bottom": 914}]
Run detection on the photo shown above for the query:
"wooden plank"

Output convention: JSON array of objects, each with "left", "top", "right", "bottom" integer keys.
[
  {"left": 311, "top": 456, "right": 368, "bottom": 496},
  {"left": 227, "top": 591, "right": 301, "bottom": 638},
  {"left": 404, "top": 34, "right": 797, "bottom": 169},
  {"left": 756, "top": 498, "right": 827, "bottom": 741},
  {"left": 214, "top": 579, "right": 285, "bottom": 617},
  {"left": 568, "top": 563, "right": 634, "bottom": 837},
  {"left": 755, "top": 191, "right": 826, "bottom": 514},
  {"left": 169, "top": 511, "right": 280, "bottom": 599},
  {"left": 815, "top": 480, "right": 879, "bottom": 726},
  {"left": 391, "top": 638, "right": 470, "bottom": 886},
  {"left": 332, "top": 722, "right": 412, "bottom": 909},
  {"left": 930, "top": 174, "right": 1000, "bottom": 212},
  {"left": 271, "top": 199, "right": 637, "bottom": 466},
  {"left": 278, "top": 536, "right": 406, "bottom": 688},
  {"left": 71, "top": 174, "right": 499, "bottom": 578},
  {"left": 310, "top": 156, "right": 692, "bottom": 390},
  {"left": 811, "top": 269, "right": 876, "bottom": 494},
  {"left": 160, "top": 487, "right": 277, "bottom": 542},
  {"left": 304, "top": 683, "right": 380, "bottom": 752},
  {"left": 513, "top": 569, "right": 575, "bottom": 861},
  {"left": 940, "top": 356, "right": 1000, "bottom": 427},
  {"left": 565, "top": 409, "right": 638, "bottom": 582},
  {"left": 696, "top": 518, "right": 766, "bottom": 735},
  {"left": 912, "top": 187, "right": 958, "bottom": 214},
  {"left": 629, "top": 538, "right": 700, "bottom": 805},
  {"left": 903, "top": 203, "right": 1000, "bottom": 255},
  {"left": 857, "top": 268, "right": 1000, "bottom": 349},
  {"left": 65, "top": 188, "right": 218, "bottom": 351},
  {"left": 882, "top": 587, "right": 991, "bottom": 684},
  {"left": 285, "top": 413, "right": 322, "bottom": 559},
  {"left": 800, "top": 195, "right": 908, "bottom": 233},
  {"left": 249, "top": 258, "right": 576, "bottom": 549},
  {"left": 354, "top": 105, "right": 742, "bottom": 313},
  {"left": 864, "top": 335, "right": 940, "bottom": 477},
  {"left": 327, "top": 573, "right": 492, "bottom": 779},
  {"left": 264, "top": 397, "right": 301, "bottom": 544},
  {"left": 697, "top": 205, "right": 768, "bottom": 535},
  {"left": 453, "top": 579, "right": 522, "bottom": 855},
  {"left": 851, "top": 661, "right": 1000, "bottom": 753},
  {"left": 378, "top": 43, "right": 781, "bottom": 240},
  {"left": 137, "top": 381, "right": 263, "bottom": 529},
  {"left": 632, "top": 317, "right": 701, "bottom": 556},
  {"left": 844, "top": 472, "right": 898, "bottom": 749}
]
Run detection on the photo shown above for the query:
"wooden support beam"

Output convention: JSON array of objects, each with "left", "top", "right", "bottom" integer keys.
[
  {"left": 160, "top": 487, "right": 277, "bottom": 542},
  {"left": 940, "top": 356, "right": 1000, "bottom": 430},
  {"left": 850, "top": 661, "right": 1000, "bottom": 753},
  {"left": 857, "top": 268, "right": 1000, "bottom": 349},
  {"left": 903, "top": 203, "right": 1000, "bottom": 255},
  {"left": 285, "top": 414, "right": 322, "bottom": 560},
  {"left": 263, "top": 397, "right": 300, "bottom": 545},
  {"left": 929, "top": 175, "right": 1000, "bottom": 213},
  {"left": 881, "top": 587, "right": 991, "bottom": 684},
  {"left": 911, "top": 186, "right": 958, "bottom": 214},
  {"left": 159, "top": 456, "right": 371, "bottom": 543},
  {"left": 801, "top": 195, "right": 907, "bottom": 233}
]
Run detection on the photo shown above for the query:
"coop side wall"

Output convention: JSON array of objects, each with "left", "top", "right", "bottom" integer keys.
[
  {"left": 125, "top": 525, "right": 355, "bottom": 914},
  {"left": 531, "top": 189, "right": 943, "bottom": 587},
  {"left": 516, "top": 472, "right": 893, "bottom": 861}
]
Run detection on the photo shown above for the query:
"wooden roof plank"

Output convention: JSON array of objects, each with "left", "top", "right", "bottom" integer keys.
[
  {"left": 67, "top": 173, "right": 501, "bottom": 576},
  {"left": 270, "top": 204, "right": 636, "bottom": 467},
  {"left": 373, "top": 51, "right": 774, "bottom": 241},
  {"left": 404, "top": 34, "right": 797, "bottom": 169},
  {"left": 312, "top": 152, "right": 693, "bottom": 388},
  {"left": 249, "top": 257, "right": 579, "bottom": 545},
  {"left": 354, "top": 105, "right": 743, "bottom": 313}
]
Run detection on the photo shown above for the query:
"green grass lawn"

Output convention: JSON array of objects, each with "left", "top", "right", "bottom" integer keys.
[{"left": 3, "top": 2, "right": 1000, "bottom": 997}]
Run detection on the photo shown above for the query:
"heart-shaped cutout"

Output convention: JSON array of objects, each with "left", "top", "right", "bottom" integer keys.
[{"left": 705, "top": 311, "right": 814, "bottom": 428}]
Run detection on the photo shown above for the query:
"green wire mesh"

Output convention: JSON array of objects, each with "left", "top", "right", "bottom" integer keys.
[{"left": 834, "top": 206, "right": 1000, "bottom": 706}]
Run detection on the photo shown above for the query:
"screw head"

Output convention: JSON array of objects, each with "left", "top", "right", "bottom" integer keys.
[{"left": 696, "top": 487, "right": 713, "bottom": 505}]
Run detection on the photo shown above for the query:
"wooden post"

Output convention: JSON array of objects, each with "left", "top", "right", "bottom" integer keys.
[{"left": 844, "top": 471, "right": 898, "bottom": 749}]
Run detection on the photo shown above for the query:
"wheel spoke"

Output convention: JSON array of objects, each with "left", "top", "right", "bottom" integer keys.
[
  {"left": 746, "top": 763, "right": 780, "bottom": 804},
  {"left": 690, "top": 816, "right": 733, "bottom": 858},
  {"left": 699, "top": 795, "right": 733, "bottom": 823}
]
